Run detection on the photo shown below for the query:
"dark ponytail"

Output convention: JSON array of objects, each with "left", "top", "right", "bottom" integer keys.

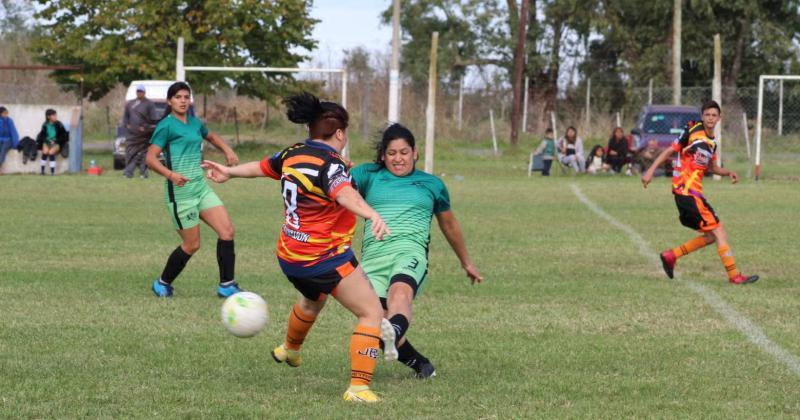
[
  {"left": 161, "top": 81, "right": 192, "bottom": 121},
  {"left": 283, "top": 91, "right": 348, "bottom": 139},
  {"left": 374, "top": 123, "right": 416, "bottom": 169}
]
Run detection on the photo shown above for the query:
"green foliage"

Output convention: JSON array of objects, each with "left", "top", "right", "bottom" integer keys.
[
  {"left": 388, "top": 0, "right": 800, "bottom": 91},
  {"left": 0, "top": 0, "right": 34, "bottom": 36},
  {"left": 30, "top": 0, "right": 318, "bottom": 101},
  {"left": 382, "top": 0, "right": 508, "bottom": 89}
]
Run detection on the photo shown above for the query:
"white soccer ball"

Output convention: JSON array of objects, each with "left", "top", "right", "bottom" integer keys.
[{"left": 221, "top": 292, "right": 269, "bottom": 338}]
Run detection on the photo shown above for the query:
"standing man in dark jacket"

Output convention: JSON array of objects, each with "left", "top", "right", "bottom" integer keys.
[{"left": 123, "top": 85, "right": 157, "bottom": 178}]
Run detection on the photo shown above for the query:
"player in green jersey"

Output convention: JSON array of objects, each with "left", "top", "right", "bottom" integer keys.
[
  {"left": 350, "top": 123, "right": 483, "bottom": 379},
  {"left": 145, "top": 82, "right": 242, "bottom": 298}
]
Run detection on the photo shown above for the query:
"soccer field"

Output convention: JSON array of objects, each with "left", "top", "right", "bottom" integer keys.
[{"left": 1, "top": 151, "right": 799, "bottom": 418}]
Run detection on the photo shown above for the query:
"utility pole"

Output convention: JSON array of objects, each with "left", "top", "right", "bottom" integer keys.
[
  {"left": 176, "top": 37, "right": 185, "bottom": 81},
  {"left": 387, "top": 0, "right": 401, "bottom": 122},
  {"left": 713, "top": 34, "right": 723, "bottom": 178},
  {"left": 424, "top": 32, "right": 438, "bottom": 174},
  {"left": 672, "top": 0, "right": 682, "bottom": 105},
  {"left": 509, "top": 0, "right": 529, "bottom": 146}
]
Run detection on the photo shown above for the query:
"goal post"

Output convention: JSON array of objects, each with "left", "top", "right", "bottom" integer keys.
[
  {"left": 175, "top": 39, "right": 350, "bottom": 157},
  {"left": 754, "top": 74, "right": 800, "bottom": 181}
]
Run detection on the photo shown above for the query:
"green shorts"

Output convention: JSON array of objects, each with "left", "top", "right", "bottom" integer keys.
[
  {"left": 166, "top": 189, "right": 223, "bottom": 230},
  {"left": 361, "top": 253, "right": 428, "bottom": 299}
]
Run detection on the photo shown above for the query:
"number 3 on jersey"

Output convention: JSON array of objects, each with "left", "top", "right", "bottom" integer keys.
[{"left": 282, "top": 181, "right": 300, "bottom": 229}]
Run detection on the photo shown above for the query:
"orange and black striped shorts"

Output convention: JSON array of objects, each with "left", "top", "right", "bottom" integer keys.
[{"left": 674, "top": 194, "right": 719, "bottom": 232}]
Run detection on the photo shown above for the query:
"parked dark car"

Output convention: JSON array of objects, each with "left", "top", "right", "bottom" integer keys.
[
  {"left": 631, "top": 105, "right": 701, "bottom": 151},
  {"left": 629, "top": 105, "right": 701, "bottom": 174}
]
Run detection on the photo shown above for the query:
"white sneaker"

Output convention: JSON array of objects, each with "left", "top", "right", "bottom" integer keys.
[{"left": 380, "top": 318, "right": 398, "bottom": 361}]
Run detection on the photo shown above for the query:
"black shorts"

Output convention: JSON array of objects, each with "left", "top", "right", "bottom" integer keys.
[
  {"left": 285, "top": 255, "right": 359, "bottom": 301},
  {"left": 674, "top": 194, "right": 720, "bottom": 232}
]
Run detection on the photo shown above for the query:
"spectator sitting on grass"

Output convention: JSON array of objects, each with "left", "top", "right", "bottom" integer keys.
[
  {"left": 533, "top": 127, "right": 556, "bottom": 176},
  {"left": 0, "top": 106, "right": 20, "bottom": 175},
  {"left": 557, "top": 126, "right": 585, "bottom": 173},
  {"left": 634, "top": 138, "right": 661, "bottom": 175},
  {"left": 586, "top": 145, "right": 609, "bottom": 175},
  {"left": 605, "top": 127, "right": 629, "bottom": 173}
]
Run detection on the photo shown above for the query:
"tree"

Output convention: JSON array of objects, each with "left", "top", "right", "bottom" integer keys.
[
  {"left": 509, "top": 0, "right": 529, "bottom": 146},
  {"left": 343, "top": 47, "right": 375, "bottom": 141},
  {"left": 381, "top": 0, "right": 508, "bottom": 90},
  {"left": 31, "top": 0, "right": 318, "bottom": 101},
  {"left": 0, "top": 0, "right": 37, "bottom": 63},
  {"left": 0, "top": 0, "right": 34, "bottom": 36},
  {"left": 525, "top": 0, "right": 598, "bottom": 131}
]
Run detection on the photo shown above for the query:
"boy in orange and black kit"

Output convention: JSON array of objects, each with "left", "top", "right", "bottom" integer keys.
[{"left": 642, "top": 100, "right": 758, "bottom": 285}]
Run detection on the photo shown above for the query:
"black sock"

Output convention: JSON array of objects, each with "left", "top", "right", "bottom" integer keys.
[
  {"left": 397, "top": 339, "right": 429, "bottom": 369},
  {"left": 389, "top": 314, "right": 410, "bottom": 342},
  {"left": 216, "top": 239, "right": 235, "bottom": 283},
  {"left": 160, "top": 246, "right": 193, "bottom": 284}
]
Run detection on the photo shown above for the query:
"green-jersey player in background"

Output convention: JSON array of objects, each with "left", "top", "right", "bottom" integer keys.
[
  {"left": 351, "top": 123, "right": 483, "bottom": 379},
  {"left": 146, "top": 82, "right": 242, "bottom": 298}
]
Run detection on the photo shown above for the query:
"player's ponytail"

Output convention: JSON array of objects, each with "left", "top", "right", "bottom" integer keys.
[
  {"left": 374, "top": 123, "right": 416, "bottom": 169},
  {"left": 161, "top": 81, "right": 192, "bottom": 121},
  {"left": 283, "top": 91, "right": 348, "bottom": 140}
]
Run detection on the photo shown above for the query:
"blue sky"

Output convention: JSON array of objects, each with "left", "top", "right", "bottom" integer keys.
[{"left": 304, "top": 0, "right": 393, "bottom": 66}]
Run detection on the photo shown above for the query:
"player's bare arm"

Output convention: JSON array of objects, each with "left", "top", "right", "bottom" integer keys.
[
  {"left": 204, "top": 132, "right": 239, "bottom": 166},
  {"left": 202, "top": 160, "right": 263, "bottom": 183},
  {"left": 435, "top": 210, "right": 483, "bottom": 284},
  {"left": 146, "top": 144, "right": 189, "bottom": 186},
  {"left": 334, "top": 186, "right": 391, "bottom": 240},
  {"left": 709, "top": 159, "right": 739, "bottom": 183},
  {"left": 641, "top": 147, "right": 675, "bottom": 188}
]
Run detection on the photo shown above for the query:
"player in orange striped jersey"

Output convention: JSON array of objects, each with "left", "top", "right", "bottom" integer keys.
[
  {"left": 202, "top": 92, "right": 394, "bottom": 403},
  {"left": 642, "top": 100, "right": 758, "bottom": 285}
]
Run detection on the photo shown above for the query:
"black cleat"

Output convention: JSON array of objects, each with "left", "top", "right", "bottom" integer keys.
[{"left": 413, "top": 361, "right": 436, "bottom": 379}]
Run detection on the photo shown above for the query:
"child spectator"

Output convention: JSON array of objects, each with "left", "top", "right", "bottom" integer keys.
[
  {"left": 586, "top": 145, "right": 608, "bottom": 175},
  {"left": 533, "top": 127, "right": 556, "bottom": 176},
  {"left": 35, "top": 109, "right": 69, "bottom": 175}
]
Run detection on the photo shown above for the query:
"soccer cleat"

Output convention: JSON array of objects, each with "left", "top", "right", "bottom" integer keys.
[
  {"left": 660, "top": 250, "right": 676, "bottom": 279},
  {"left": 730, "top": 274, "right": 759, "bottom": 285},
  {"left": 380, "top": 318, "right": 398, "bottom": 361},
  {"left": 343, "top": 386, "right": 379, "bottom": 403},
  {"left": 413, "top": 361, "right": 437, "bottom": 379},
  {"left": 271, "top": 344, "right": 302, "bottom": 367},
  {"left": 151, "top": 279, "right": 173, "bottom": 297},
  {"left": 216, "top": 282, "right": 242, "bottom": 298}
]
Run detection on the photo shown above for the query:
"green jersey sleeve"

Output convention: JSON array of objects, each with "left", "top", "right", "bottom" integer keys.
[
  {"left": 150, "top": 119, "right": 169, "bottom": 148},
  {"left": 433, "top": 178, "right": 451, "bottom": 214},
  {"left": 350, "top": 163, "right": 375, "bottom": 195}
]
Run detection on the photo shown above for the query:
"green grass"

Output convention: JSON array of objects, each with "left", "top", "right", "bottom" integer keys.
[{"left": 1, "top": 148, "right": 799, "bottom": 418}]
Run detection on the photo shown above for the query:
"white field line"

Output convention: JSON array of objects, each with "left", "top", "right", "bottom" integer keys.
[{"left": 570, "top": 183, "right": 800, "bottom": 376}]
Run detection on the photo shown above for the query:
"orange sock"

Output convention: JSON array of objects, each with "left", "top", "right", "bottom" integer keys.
[
  {"left": 717, "top": 245, "right": 739, "bottom": 280},
  {"left": 349, "top": 324, "right": 381, "bottom": 387},
  {"left": 284, "top": 304, "right": 317, "bottom": 351},
  {"left": 673, "top": 236, "right": 709, "bottom": 258}
]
